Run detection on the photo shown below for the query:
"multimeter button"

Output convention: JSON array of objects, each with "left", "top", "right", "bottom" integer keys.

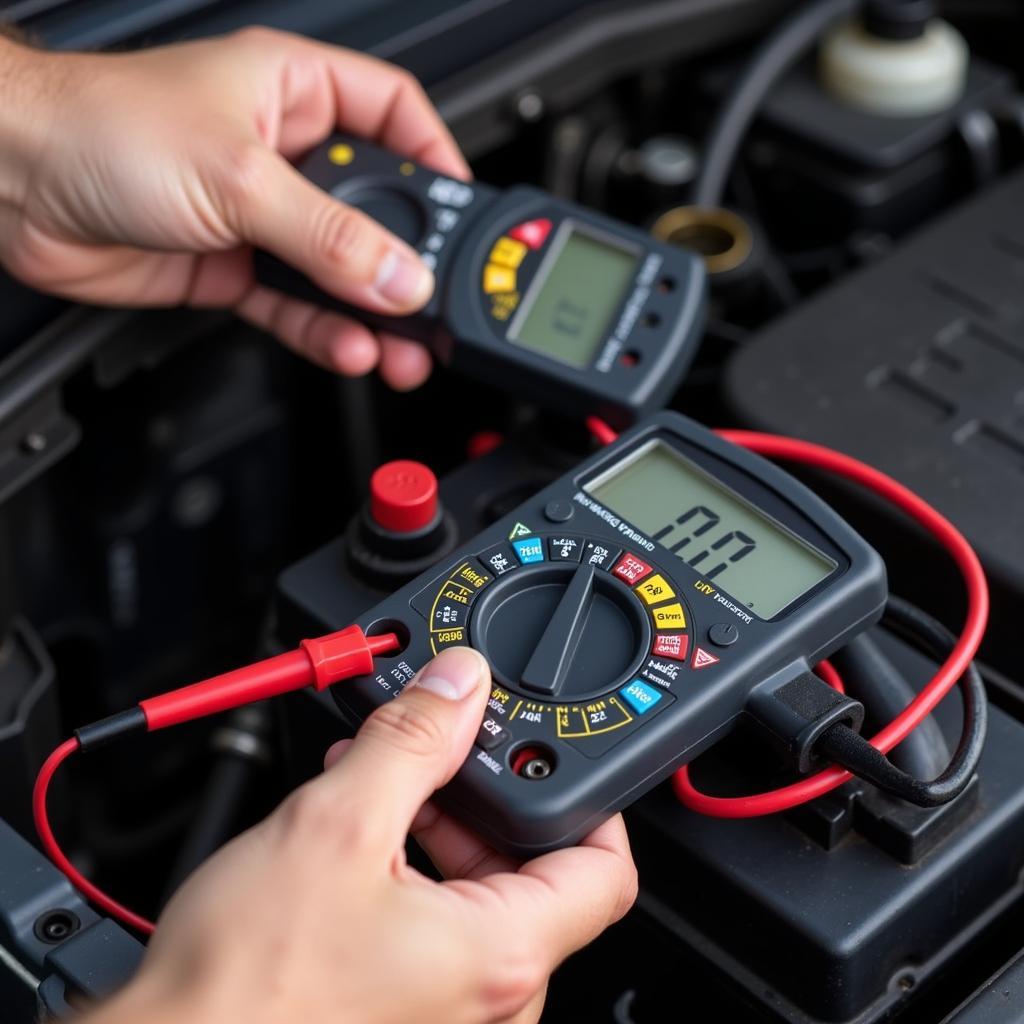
[
  {"left": 511, "top": 536, "right": 545, "bottom": 565},
  {"left": 483, "top": 263, "right": 517, "bottom": 294},
  {"left": 708, "top": 622, "right": 740, "bottom": 647},
  {"left": 327, "top": 142, "right": 355, "bottom": 166},
  {"left": 479, "top": 543, "right": 519, "bottom": 576},
  {"left": 370, "top": 460, "right": 438, "bottom": 533},
  {"left": 650, "top": 603, "right": 687, "bottom": 630},
  {"left": 476, "top": 716, "right": 510, "bottom": 751},
  {"left": 508, "top": 218, "right": 552, "bottom": 250},
  {"left": 611, "top": 553, "right": 654, "bottom": 585},
  {"left": 548, "top": 536, "right": 584, "bottom": 562},
  {"left": 583, "top": 542, "right": 621, "bottom": 570},
  {"left": 489, "top": 237, "right": 528, "bottom": 269},
  {"left": 543, "top": 500, "right": 574, "bottom": 523},
  {"left": 619, "top": 680, "right": 663, "bottom": 715},
  {"left": 426, "top": 178, "right": 474, "bottom": 208},
  {"left": 652, "top": 633, "right": 690, "bottom": 661},
  {"left": 634, "top": 574, "right": 675, "bottom": 606}
]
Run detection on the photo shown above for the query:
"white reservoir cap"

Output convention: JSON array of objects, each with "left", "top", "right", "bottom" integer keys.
[{"left": 820, "top": 16, "right": 969, "bottom": 117}]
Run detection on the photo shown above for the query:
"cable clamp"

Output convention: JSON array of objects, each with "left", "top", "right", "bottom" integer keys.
[{"left": 747, "top": 669, "right": 865, "bottom": 774}]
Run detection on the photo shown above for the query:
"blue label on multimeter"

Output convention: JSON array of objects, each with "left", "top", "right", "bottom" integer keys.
[
  {"left": 512, "top": 537, "right": 545, "bottom": 564},
  {"left": 620, "top": 680, "right": 663, "bottom": 715}
]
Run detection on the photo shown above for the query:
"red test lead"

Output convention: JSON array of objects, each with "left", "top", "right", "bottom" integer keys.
[{"left": 33, "top": 626, "right": 400, "bottom": 936}]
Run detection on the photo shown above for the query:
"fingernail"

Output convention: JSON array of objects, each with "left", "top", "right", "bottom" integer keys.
[
  {"left": 375, "top": 249, "right": 434, "bottom": 308},
  {"left": 413, "top": 648, "right": 484, "bottom": 701}
]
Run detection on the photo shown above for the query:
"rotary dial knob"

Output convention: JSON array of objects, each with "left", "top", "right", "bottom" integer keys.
[{"left": 472, "top": 562, "right": 652, "bottom": 701}]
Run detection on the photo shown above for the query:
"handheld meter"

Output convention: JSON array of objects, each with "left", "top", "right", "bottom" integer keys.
[
  {"left": 255, "top": 136, "right": 707, "bottom": 427},
  {"left": 334, "top": 412, "right": 888, "bottom": 856}
]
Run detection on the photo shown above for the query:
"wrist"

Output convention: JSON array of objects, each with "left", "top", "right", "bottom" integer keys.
[{"left": 0, "top": 38, "right": 67, "bottom": 209}]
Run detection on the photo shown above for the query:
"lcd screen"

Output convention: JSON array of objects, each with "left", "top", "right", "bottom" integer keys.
[
  {"left": 585, "top": 440, "right": 837, "bottom": 618},
  {"left": 509, "top": 224, "right": 638, "bottom": 367}
]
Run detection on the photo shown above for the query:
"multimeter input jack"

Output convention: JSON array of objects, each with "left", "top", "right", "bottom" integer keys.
[
  {"left": 364, "top": 618, "right": 411, "bottom": 657},
  {"left": 511, "top": 744, "right": 556, "bottom": 780}
]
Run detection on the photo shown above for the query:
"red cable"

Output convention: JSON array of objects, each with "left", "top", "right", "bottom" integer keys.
[
  {"left": 34, "top": 627, "right": 400, "bottom": 936},
  {"left": 583, "top": 417, "right": 989, "bottom": 818},
  {"left": 585, "top": 415, "right": 619, "bottom": 447},
  {"left": 141, "top": 628, "right": 398, "bottom": 730},
  {"left": 815, "top": 658, "right": 843, "bottom": 694},
  {"left": 33, "top": 739, "right": 157, "bottom": 935}
]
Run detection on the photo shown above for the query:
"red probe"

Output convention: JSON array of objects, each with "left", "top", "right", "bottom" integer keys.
[
  {"left": 584, "top": 418, "right": 990, "bottom": 819},
  {"left": 34, "top": 625, "right": 399, "bottom": 935}
]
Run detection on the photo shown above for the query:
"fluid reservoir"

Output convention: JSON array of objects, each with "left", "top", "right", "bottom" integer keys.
[{"left": 820, "top": 0, "right": 968, "bottom": 117}]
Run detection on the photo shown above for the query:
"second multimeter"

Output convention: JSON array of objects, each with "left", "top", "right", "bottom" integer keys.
[
  {"left": 255, "top": 136, "right": 707, "bottom": 427},
  {"left": 289, "top": 411, "right": 888, "bottom": 857}
]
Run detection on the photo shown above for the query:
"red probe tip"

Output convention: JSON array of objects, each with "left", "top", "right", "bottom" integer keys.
[{"left": 367, "top": 632, "right": 401, "bottom": 657}]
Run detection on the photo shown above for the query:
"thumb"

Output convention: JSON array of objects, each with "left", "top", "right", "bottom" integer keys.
[
  {"left": 318, "top": 647, "right": 491, "bottom": 851},
  {"left": 232, "top": 146, "right": 434, "bottom": 313}
]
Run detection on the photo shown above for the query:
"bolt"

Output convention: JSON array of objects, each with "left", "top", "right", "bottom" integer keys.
[
  {"left": 514, "top": 91, "right": 545, "bottom": 123},
  {"left": 21, "top": 432, "right": 47, "bottom": 454}
]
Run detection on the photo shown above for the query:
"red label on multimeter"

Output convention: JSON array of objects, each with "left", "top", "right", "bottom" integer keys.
[{"left": 612, "top": 553, "right": 653, "bottom": 584}]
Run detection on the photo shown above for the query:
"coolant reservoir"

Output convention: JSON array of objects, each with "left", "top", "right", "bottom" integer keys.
[{"left": 820, "top": 0, "right": 968, "bottom": 117}]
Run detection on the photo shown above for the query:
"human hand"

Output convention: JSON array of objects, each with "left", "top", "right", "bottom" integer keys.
[
  {"left": 0, "top": 28, "right": 469, "bottom": 389},
  {"left": 88, "top": 647, "right": 637, "bottom": 1024}
]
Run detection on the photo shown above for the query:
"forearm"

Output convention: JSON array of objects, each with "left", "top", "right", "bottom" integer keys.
[{"left": 0, "top": 36, "right": 66, "bottom": 210}]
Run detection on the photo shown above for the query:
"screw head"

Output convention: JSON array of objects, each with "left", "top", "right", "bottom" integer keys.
[{"left": 21, "top": 432, "right": 47, "bottom": 454}]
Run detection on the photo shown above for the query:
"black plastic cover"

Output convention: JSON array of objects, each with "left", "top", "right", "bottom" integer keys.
[{"left": 726, "top": 169, "right": 1024, "bottom": 670}]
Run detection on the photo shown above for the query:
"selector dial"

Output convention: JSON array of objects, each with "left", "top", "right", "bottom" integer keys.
[{"left": 472, "top": 563, "right": 651, "bottom": 701}]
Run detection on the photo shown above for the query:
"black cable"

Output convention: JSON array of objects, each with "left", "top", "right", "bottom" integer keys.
[
  {"left": 816, "top": 596, "right": 987, "bottom": 807},
  {"left": 831, "top": 633, "right": 949, "bottom": 779},
  {"left": 162, "top": 705, "right": 271, "bottom": 902},
  {"left": 692, "top": 0, "right": 858, "bottom": 209}
]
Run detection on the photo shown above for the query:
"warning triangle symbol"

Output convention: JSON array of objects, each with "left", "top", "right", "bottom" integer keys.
[
  {"left": 508, "top": 522, "right": 533, "bottom": 540},
  {"left": 691, "top": 647, "right": 720, "bottom": 670}
]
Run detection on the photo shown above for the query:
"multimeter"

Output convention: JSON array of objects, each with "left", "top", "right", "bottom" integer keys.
[
  {"left": 334, "top": 411, "right": 888, "bottom": 856},
  {"left": 255, "top": 136, "right": 707, "bottom": 427}
]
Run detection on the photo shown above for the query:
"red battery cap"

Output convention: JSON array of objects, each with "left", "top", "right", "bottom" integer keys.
[{"left": 370, "top": 460, "right": 439, "bottom": 533}]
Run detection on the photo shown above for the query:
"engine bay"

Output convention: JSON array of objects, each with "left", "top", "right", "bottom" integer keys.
[{"left": 2, "top": 1, "right": 1024, "bottom": 1020}]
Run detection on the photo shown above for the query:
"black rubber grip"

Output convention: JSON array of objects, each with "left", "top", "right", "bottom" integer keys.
[{"left": 75, "top": 708, "right": 147, "bottom": 751}]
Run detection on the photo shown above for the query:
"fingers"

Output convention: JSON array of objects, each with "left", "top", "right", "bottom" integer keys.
[
  {"left": 236, "top": 284, "right": 380, "bottom": 375},
  {"left": 311, "top": 45, "right": 470, "bottom": 180},
  {"left": 236, "top": 287, "right": 432, "bottom": 388},
  {"left": 324, "top": 741, "right": 514, "bottom": 881},
  {"left": 410, "top": 801, "right": 519, "bottom": 881},
  {"left": 312, "top": 647, "right": 491, "bottom": 853},
  {"left": 323, "top": 738, "right": 353, "bottom": 772},
  {"left": 497, "top": 986, "right": 549, "bottom": 1024},
  {"left": 227, "top": 147, "right": 433, "bottom": 314},
  {"left": 454, "top": 815, "right": 638, "bottom": 972},
  {"left": 378, "top": 333, "right": 432, "bottom": 391}
]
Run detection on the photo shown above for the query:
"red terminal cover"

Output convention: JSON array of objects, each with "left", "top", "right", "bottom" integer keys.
[{"left": 370, "top": 460, "right": 439, "bottom": 533}]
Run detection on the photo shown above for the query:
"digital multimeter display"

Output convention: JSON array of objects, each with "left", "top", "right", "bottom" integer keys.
[
  {"left": 508, "top": 224, "right": 639, "bottom": 367},
  {"left": 585, "top": 440, "right": 837, "bottom": 618}
]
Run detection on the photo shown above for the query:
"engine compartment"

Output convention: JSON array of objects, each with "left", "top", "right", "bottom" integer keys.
[{"left": 2, "top": 1, "right": 1024, "bottom": 1020}]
